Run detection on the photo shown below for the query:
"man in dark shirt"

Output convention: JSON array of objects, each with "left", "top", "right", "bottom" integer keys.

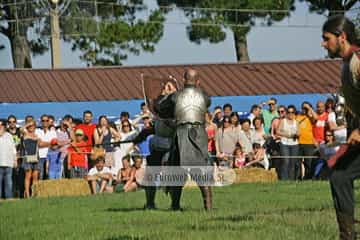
[
  {"left": 132, "top": 81, "right": 177, "bottom": 210},
  {"left": 321, "top": 15, "right": 360, "bottom": 239}
]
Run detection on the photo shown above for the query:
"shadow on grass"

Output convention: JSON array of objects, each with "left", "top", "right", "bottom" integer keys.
[
  {"left": 104, "top": 235, "right": 150, "bottom": 240},
  {"left": 210, "top": 205, "right": 333, "bottom": 223},
  {"left": 106, "top": 207, "right": 147, "bottom": 212},
  {"left": 213, "top": 214, "right": 255, "bottom": 222},
  {"left": 106, "top": 207, "right": 171, "bottom": 212}
]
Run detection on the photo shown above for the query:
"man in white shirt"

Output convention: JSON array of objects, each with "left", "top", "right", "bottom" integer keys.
[
  {"left": 0, "top": 119, "right": 17, "bottom": 199},
  {"left": 86, "top": 156, "right": 113, "bottom": 194},
  {"left": 248, "top": 104, "right": 262, "bottom": 129},
  {"left": 35, "top": 115, "right": 57, "bottom": 180}
]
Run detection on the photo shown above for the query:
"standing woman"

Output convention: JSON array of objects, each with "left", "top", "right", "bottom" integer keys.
[
  {"left": 56, "top": 120, "right": 71, "bottom": 178},
  {"left": 276, "top": 105, "right": 299, "bottom": 180},
  {"left": 94, "top": 116, "right": 120, "bottom": 169},
  {"left": 22, "top": 120, "right": 43, "bottom": 198},
  {"left": 230, "top": 112, "right": 241, "bottom": 134},
  {"left": 113, "top": 119, "right": 137, "bottom": 171},
  {"left": 252, "top": 117, "right": 267, "bottom": 146},
  {"left": 205, "top": 111, "right": 217, "bottom": 165},
  {"left": 215, "top": 116, "right": 239, "bottom": 167}
]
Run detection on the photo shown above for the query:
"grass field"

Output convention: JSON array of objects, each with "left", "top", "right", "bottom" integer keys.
[{"left": 1, "top": 181, "right": 357, "bottom": 240}]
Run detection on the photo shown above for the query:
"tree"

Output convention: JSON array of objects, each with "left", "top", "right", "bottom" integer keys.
[
  {"left": 301, "top": 0, "right": 359, "bottom": 44},
  {"left": 0, "top": 1, "right": 39, "bottom": 68},
  {"left": 0, "top": 0, "right": 166, "bottom": 67},
  {"left": 61, "top": 0, "right": 165, "bottom": 66},
  {"left": 300, "top": 0, "right": 359, "bottom": 16},
  {"left": 158, "top": 0, "right": 295, "bottom": 62}
]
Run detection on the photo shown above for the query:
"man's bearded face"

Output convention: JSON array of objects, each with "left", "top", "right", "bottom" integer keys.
[{"left": 321, "top": 32, "right": 341, "bottom": 59}]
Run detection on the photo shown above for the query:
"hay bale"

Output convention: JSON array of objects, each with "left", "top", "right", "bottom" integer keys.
[
  {"left": 184, "top": 168, "right": 278, "bottom": 188},
  {"left": 32, "top": 179, "right": 91, "bottom": 198},
  {"left": 234, "top": 168, "right": 278, "bottom": 183}
]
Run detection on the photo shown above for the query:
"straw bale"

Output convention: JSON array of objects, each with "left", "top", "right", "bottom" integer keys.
[
  {"left": 234, "top": 168, "right": 278, "bottom": 183},
  {"left": 32, "top": 179, "right": 91, "bottom": 198},
  {"left": 184, "top": 168, "right": 277, "bottom": 188}
]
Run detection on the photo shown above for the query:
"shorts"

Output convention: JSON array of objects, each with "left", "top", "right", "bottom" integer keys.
[
  {"left": 70, "top": 167, "right": 87, "bottom": 179},
  {"left": 22, "top": 161, "right": 40, "bottom": 171},
  {"left": 95, "top": 179, "right": 113, "bottom": 193}
]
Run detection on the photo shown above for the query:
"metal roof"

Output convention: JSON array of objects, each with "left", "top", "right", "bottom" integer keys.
[{"left": 0, "top": 59, "right": 341, "bottom": 103}]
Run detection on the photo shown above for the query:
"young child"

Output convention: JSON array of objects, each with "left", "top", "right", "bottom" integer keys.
[
  {"left": 245, "top": 143, "right": 269, "bottom": 170},
  {"left": 46, "top": 138, "right": 62, "bottom": 179},
  {"left": 114, "top": 155, "right": 132, "bottom": 193},
  {"left": 233, "top": 146, "right": 246, "bottom": 169},
  {"left": 68, "top": 129, "right": 88, "bottom": 178},
  {"left": 123, "top": 155, "right": 144, "bottom": 192}
]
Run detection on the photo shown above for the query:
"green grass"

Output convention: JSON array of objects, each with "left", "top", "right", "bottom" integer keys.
[{"left": 0, "top": 181, "right": 356, "bottom": 240}]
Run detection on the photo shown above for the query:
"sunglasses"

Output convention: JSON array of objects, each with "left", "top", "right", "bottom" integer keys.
[
  {"left": 278, "top": 110, "right": 285, "bottom": 113},
  {"left": 42, "top": 119, "right": 49, "bottom": 122}
]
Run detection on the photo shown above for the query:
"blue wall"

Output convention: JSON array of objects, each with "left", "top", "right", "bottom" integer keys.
[{"left": 0, "top": 93, "right": 332, "bottom": 121}]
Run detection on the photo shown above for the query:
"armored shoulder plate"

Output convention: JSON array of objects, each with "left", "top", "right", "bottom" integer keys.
[{"left": 174, "top": 87, "right": 208, "bottom": 124}]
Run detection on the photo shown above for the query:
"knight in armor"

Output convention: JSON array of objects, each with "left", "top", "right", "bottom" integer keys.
[
  {"left": 132, "top": 81, "right": 177, "bottom": 210},
  {"left": 158, "top": 69, "right": 212, "bottom": 211},
  {"left": 321, "top": 15, "right": 360, "bottom": 239}
]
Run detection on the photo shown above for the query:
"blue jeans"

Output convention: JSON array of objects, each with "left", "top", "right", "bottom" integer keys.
[
  {"left": 0, "top": 167, "right": 13, "bottom": 199},
  {"left": 39, "top": 158, "right": 47, "bottom": 180},
  {"left": 279, "top": 144, "right": 299, "bottom": 180},
  {"left": 49, "top": 171, "right": 61, "bottom": 179}
]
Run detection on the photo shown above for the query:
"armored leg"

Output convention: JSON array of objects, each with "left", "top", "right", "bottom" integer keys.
[
  {"left": 169, "top": 186, "right": 183, "bottom": 210},
  {"left": 144, "top": 186, "right": 157, "bottom": 209}
]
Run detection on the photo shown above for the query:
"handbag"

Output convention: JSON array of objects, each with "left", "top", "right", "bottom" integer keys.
[{"left": 25, "top": 154, "right": 39, "bottom": 163}]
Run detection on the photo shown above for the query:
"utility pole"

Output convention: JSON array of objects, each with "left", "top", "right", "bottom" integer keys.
[{"left": 50, "top": 0, "right": 61, "bottom": 68}]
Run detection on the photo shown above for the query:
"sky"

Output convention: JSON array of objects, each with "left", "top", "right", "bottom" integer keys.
[{"left": 0, "top": 0, "right": 341, "bottom": 69}]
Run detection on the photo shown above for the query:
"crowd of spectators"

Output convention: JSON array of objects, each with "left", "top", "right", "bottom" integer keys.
[
  {"left": 207, "top": 97, "right": 344, "bottom": 181},
  {"left": 0, "top": 97, "right": 344, "bottom": 199}
]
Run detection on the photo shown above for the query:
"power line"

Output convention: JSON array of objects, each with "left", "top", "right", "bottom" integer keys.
[
  {"left": 2, "top": 1, "right": 358, "bottom": 38},
  {"left": 4, "top": 15, "right": 323, "bottom": 28},
  {"left": 21, "top": 19, "right": 324, "bottom": 40},
  {"left": 2, "top": 0, "right": 359, "bottom": 13}
]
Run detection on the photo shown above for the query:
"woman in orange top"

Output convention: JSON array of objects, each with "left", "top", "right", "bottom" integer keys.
[{"left": 296, "top": 102, "right": 318, "bottom": 180}]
